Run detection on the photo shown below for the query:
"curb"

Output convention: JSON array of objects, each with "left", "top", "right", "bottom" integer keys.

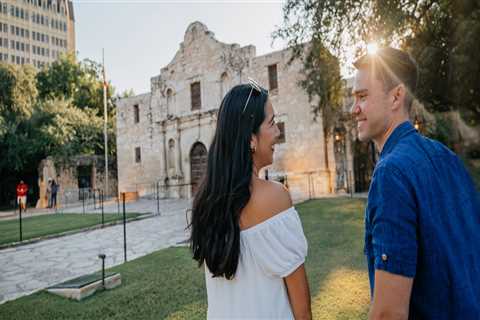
[{"left": 0, "top": 213, "right": 157, "bottom": 251}]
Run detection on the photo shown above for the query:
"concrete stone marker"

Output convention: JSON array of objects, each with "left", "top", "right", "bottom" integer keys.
[{"left": 47, "top": 272, "right": 121, "bottom": 301}]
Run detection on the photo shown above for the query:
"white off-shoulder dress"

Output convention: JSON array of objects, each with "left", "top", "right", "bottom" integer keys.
[{"left": 205, "top": 206, "right": 308, "bottom": 319}]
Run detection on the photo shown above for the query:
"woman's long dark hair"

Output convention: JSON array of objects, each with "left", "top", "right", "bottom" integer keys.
[{"left": 190, "top": 83, "right": 268, "bottom": 279}]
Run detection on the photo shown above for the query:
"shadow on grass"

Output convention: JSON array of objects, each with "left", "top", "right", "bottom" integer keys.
[{"left": 297, "top": 198, "right": 370, "bottom": 319}]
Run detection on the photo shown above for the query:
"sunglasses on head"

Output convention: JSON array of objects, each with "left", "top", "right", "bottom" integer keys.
[{"left": 242, "top": 77, "right": 266, "bottom": 114}]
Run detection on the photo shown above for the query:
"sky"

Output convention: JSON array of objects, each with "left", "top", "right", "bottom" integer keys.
[{"left": 73, "top": 0, "right": 288, "bottom": 95}]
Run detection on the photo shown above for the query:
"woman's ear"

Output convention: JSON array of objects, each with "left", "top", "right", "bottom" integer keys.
[{"left": 250, "top": 134, "right": 258, "bottom": 153}]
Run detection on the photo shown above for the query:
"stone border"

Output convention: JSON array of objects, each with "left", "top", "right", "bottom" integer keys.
[{"left": 0, "top": 213, "right": 156, "bottom": 251}]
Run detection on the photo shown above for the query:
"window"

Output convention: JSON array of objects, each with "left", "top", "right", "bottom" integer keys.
[
  {"left": 10, "top": 25, "right": 13, "bottom": 34},
  {"left": 220, "top": 72, "right": 229, "bottom": 99},
  {"left": 277, "top": 122, "right": 286, "bottom": 143},
  {"left": 268, "top": 64, "right": 278, "bottom": 91},
  {"left": 191, "top": 82, "right": 201, "bottom": 110},
  {"left": 135, "top": 147, "right": 141, "bottom": 163},
  {"left": 133, "top": 104, "right": 139, "bottom": 123}
]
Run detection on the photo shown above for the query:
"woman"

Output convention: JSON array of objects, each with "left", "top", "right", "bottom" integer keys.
[{"left": 190, "top": 79, "right": 311, "bottom": 319}]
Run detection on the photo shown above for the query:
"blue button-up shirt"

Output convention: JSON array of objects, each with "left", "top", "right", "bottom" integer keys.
[{"left": 365, "top": 121, "right": 480, "bottom": 319}]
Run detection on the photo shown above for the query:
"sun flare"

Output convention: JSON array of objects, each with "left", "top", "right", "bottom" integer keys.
[{"left": 367, "top": 42, "right": 379, "bottom": 55}]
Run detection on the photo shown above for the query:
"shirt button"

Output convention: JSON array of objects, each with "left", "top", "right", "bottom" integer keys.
[{"left": 381, "top": 254, "right": 388, "bottom": 261}]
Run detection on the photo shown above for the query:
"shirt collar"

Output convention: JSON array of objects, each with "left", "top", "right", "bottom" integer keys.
[{"left": 380, "top": 121, "right": 417, "bottom": 158}]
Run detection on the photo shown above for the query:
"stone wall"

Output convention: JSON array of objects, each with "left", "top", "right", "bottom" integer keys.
[
  {"left": 116, "top": 21, "right": 341, "bottom": 202},
  {"left": 36, "top": 155, "right": 118, "bottom": 208}
]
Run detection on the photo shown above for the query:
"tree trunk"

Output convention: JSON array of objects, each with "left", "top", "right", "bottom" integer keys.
[{"left": 323, "top": 125, "right": 333, "bottom": 193}]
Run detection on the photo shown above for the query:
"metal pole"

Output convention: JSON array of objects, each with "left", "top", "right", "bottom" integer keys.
[
  {"left": 98, "top": 254, "right": 106, "bottom": 289},
  {"left": 18, "top": 199, "right": 23, "bottom": 242},
  {"left": 103, "top": 49, "right": 109, "bottom": 201},
  {"left": 101, "top": 189, "right": 104, "bottom": 227},
  {"left": 156, "top": 182, "right": 160, "bottom": 215},
  {"left": 122, "top": 193, "right": 127, "bottom": 263},
  {"left": 93, "top": 189, "right": 96, "bottom": 210},
  {"left": 117, "top": 193, "right": 120, "bottom": 215}
]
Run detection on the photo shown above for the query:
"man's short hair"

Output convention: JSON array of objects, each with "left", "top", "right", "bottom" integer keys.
[{"left": 353, "top": 47, "right": 418, "bottom": 111}]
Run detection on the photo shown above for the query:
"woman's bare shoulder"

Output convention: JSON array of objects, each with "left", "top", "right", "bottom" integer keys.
[{"left": 240, "top": 179, "right": 293, "bottom": 230}]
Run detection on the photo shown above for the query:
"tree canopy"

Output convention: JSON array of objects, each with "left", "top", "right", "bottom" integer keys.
[
  {"left": 275, "top": 0, "right": 480, "bottom": 126},
  {"left": 0, "top": 54, "right": 119, "bottom": 206}
]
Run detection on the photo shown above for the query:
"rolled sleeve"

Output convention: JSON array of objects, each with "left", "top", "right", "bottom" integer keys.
[{"left": 367, "top": 164, "right": 418, "bottom": 278}]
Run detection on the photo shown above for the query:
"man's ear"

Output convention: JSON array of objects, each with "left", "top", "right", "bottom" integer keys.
[{"left": 391, "top": 84, "right": 406, "bottom": 111}]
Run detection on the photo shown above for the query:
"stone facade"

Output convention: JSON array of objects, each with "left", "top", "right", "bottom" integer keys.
[
  {"left": 36, "top": 155, "right": 117, "bottom": 208},
  {"left": 116, "top": 22, "right": 350, "bottom": 202}
]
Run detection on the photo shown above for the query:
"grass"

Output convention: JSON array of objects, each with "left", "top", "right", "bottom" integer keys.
[
  {"left": 0, "top": 213, "right": 142, "bottom": 246},
  {"left": 0, "top": 198, "right": 369, "bottom": 320}
]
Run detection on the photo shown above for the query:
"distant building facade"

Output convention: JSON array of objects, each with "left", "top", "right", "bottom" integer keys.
[
  {"left": 116, "top": 22, "right": 363, "bottom": 202},
  {"left": 0, "top": 0, "right": 75, "bottom": 68}
]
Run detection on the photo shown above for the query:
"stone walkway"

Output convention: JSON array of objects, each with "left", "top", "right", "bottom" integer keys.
[{"left": 0, "top": 198, "right": 191, "bottom": 305}]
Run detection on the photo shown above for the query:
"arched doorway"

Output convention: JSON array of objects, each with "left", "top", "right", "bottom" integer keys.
[{"left": 190, "top": 142, "right": 208, "bottom": 196}]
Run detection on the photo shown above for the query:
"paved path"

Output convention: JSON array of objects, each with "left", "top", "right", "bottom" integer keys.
[{"left": 0, "top": 198, "right": 191, "bottom": 304}]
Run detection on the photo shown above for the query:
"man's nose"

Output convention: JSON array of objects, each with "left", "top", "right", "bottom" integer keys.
[{"left": 350, "top": 102, "right": 359, "bottom": 115}]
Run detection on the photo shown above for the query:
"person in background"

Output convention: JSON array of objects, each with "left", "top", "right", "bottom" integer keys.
[
  {"left": 16, "top": 180, "right": 29, "bottom": 213},
  {"left": 51, "top": 179, "right": 59, "bottom": 209}
]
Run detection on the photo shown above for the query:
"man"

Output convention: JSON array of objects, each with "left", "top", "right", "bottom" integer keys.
[
  {"left": 16, "top": 180, "right": 29, "bottom": 213},
  {"left": 51, "top": 179, "right": 59, "bottom": 209},
  {"left": 351, "top": 47, "right": 480, "bottom": 319}
]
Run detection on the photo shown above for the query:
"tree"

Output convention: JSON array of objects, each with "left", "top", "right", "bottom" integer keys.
[
  {"left": 0, "top": 56, "right": 118, "bottom": 207},
  {"left": 275, "top": 0, "right": 480, "bottom": 126},
  {"left": 274, "top": 4, "right": 345, "bottom": 192},
  {"left": 36, "top": 53, "right": 116, "bottom": 119}
]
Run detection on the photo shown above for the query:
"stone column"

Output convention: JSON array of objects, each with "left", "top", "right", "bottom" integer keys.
[
  {"left": 159, "top": 122, "right": 167, "bottom": 182},
  {"left": 175, "top": 126, "right": 183, "bottom": 178}
]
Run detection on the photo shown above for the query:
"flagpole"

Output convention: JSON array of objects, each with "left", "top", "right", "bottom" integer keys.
[{"left": 103, "top": 49, "right": 109, "bottom": 198}]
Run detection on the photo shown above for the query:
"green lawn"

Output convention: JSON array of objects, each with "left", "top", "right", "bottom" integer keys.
[
  {"left": 0, "top": 198, "right": 370, "bottom": 320},
  {"left": 0, "top": 213, "right": 141, "bottom": 246}
]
